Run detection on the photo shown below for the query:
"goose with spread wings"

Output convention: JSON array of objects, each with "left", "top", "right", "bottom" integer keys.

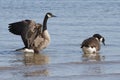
[{"left": 8, "top": 12, "right": 56, "bottom": 53}]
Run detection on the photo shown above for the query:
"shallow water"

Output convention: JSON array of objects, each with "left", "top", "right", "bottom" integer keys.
[{"left": 0, "top": 0, "right": 120, "bottom": 80}]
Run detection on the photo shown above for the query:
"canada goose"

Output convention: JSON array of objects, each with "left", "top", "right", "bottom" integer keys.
[
  {"left": 8, "top": 12, "right": 56, "bottom": 53},
  {"left": 81, "top": 34, "right": 105, "bottom": 54}
]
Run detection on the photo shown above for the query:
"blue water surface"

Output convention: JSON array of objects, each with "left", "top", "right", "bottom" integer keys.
[{"left": 0, "top": 0, "right": 120, "bottom": 80}]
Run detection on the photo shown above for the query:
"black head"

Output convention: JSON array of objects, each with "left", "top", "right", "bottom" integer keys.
[
  {"left": 46, "top": 12, "right": 56, "bottom": 18},
  {"left": 93, "top": 34, "right": 105, "bottom": 45}
]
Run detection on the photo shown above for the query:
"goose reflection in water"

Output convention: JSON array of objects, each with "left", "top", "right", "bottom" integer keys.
[
  {"left": 82, "top": 52, "right": 105, "bottom": 62},
  {"left": 23, "top": 52, "right": 49, "bottom": 77},
  {"left": 23, "top": 52, "right": 49, "bottom": 65}
]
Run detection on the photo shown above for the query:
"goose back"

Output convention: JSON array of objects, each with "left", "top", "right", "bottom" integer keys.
[{"left": 81, "top": 37, "right": 100, "bottom": 51}]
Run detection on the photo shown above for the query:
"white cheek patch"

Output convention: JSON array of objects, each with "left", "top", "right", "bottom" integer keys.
[
  {"left": 47, "top": 14, "right": 52, "bottom": 18},
  {"left": 100, "top": 38, "right": 103, "bottom": 42}
]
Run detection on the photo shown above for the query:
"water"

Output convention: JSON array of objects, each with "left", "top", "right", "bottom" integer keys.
[{"left": 0, "top": 0, "right": 120, "bottom": 80}]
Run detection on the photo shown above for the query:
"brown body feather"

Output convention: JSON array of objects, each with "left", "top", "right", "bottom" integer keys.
[{"left": 81, "top": 37, "right": 100, "bottom": 51}]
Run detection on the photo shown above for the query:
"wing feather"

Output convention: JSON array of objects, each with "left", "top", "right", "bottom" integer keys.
[
  {"left": 8, "top": 20, "right": 42, "bottom": 48},
  {"left": 27, "top": 23, "right": 42, "bottom": 48},
  {"left": 8, "top": 20, "right": 31, "bottom": 35}
]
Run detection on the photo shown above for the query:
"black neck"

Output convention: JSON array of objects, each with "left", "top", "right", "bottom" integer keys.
[{"left": 42, "top": 15, "right": 48, "bottom": 32}]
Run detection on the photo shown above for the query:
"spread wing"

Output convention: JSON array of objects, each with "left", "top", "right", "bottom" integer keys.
[
  {"left": 81, "top": 37, "right": 100, "bottom": 50},
  {"left": 8, "top": 20, "right": 30, "bottom": 35},
  {"left": 8, "top": 20, "right": 42, "bottom": 48}
]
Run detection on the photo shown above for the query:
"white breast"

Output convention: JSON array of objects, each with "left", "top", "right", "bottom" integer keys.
[
  {"left": 43, "top": 30, "right": 50, "bottom": 41},
  {"left": 36, "top": 30, "right": 51, "bottom": 50},
  {"left": 82, "top": 46, "right": 97, "bottom": 54}
]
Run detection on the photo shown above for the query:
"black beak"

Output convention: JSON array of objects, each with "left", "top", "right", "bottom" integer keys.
[
  {"left": 102, "top": 38, "right": 105, "bottom": 46},
  {"left": 103, "top": 41, "right": 105, "bottom": 46},
  {"left": 52, "top": 15, "right": 56, "bottom": 17}
]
